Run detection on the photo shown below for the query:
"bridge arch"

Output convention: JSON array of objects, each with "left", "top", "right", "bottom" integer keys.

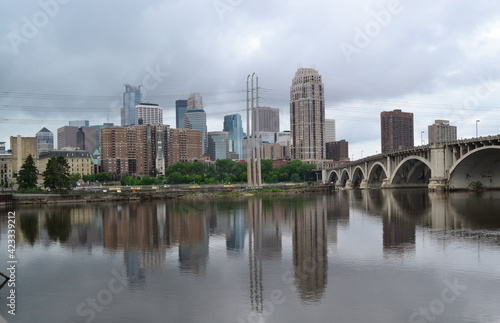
[
  {"left": 390, "top": 156, "right": 432, "bottom": 187},
  {"left": 449, "top": 146, "right": 500, "bottom": 189},
  {"left": 327, "top": 169, "right": 341, "bottom": 184},
  {"left": 339, "top": 169, "right": 350, "bottom": 186},
  {"left": 367, "top": 162, "right": 388, "bottom": 187},
  {"left": 351, "top": 166, "right": 366, "bottom": 188}
]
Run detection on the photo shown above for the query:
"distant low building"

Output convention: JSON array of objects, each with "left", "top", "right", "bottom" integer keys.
[
  {"left": 39, "top": 149, "right": 93, "bottom": 176},
  {"left": 0, "top": 145, "right": 13, "bottom": 187},
  {"left": 10, "top": 135, "right": 37, "bottom": 174}
]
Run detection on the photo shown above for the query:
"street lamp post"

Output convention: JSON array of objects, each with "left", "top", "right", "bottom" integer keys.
[
  {"left": 421, "top": 131, "right": 424, "bottom": 145},
  {"left": 476, "top": 120, "right": 480, "bottom": 137}
]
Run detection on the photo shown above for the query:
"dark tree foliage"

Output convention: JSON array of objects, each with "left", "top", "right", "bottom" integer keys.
[
  {"left": 17, "top": 154, "right": 38, "bottom": 189},
  {"left": 43, "top": 156, "right": 71, "bottom": 193}
]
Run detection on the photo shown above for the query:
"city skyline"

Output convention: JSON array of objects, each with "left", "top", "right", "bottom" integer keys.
[{"left": 2, "top": 1, "right": 500, "bottom": 158}]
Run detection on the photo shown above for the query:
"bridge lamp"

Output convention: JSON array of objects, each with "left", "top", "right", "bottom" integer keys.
[
  {"left": 476, "top": 120, "right": 480, "bottom": 138},
  {"left": 421, "top": 131, "right": 424, "bottom": 145}
]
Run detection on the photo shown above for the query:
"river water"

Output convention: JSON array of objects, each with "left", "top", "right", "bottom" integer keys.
[{"left": 1, "top": 189, "right": 500, "bottom": 323}]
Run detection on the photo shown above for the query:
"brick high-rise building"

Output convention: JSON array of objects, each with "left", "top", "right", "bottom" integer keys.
[
  {"left": 290, "top": 68, "right": 325, "bottom": 161},
  {"left": 326, "top": 140, "right": 349, "bottom": 162},
  {"left": 168, "top": 128, "right": 202, "bottom": 165},
  {"left": 100, "top": 126, "right": 129, "bottom": 175},
  {"left": 381, "top": 109, "right": 414, "bottom": 153},
  {"left": 428, "top": 120, "right": 457, "bottom": 145},
  {"left": 101, "top": 124, "right": 169, "bottom": 176}
]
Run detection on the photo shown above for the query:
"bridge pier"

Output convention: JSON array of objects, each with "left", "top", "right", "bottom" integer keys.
[
  {"left": 360, "top": 179, "right": 369, "bottom": 189},
  {"left": 345, "top": 180, "right": 353, "bottom": 190},
  {"left": 429, "top": 177, "right": 448, "bottom": 191}
]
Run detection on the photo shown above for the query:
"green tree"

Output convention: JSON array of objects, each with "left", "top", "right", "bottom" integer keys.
[
  {"left": 69, "top": 173, "right": 81, "bottom": 186},
  {"left": 167, "top": 172, "right": 184, "bottom": 184},
  {"left": 94, "top": 172, "right": 110, "bottom": 183},
  {"left": 120, "top": 176, "right": 135, "bottom": 186},
  {"left": 298, "top": 163, "right": 317, "bottom": 181},
  {"left": 43, "top": 156, "right": 71, "bottom": 193},
  {"left": 290, "top": 173, "right": 301, "bottom": 183},
  {"left": 17, "top": 154, "right": 38, "bottom": 190},
  {"left": 140, "top": 175, "right": 156, "bottom": 185}
]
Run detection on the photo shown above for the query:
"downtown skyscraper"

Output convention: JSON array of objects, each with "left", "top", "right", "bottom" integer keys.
[
  {"left": 121, "top": 84, "right": 141, "bottom": 126},
  {"left": 223, "top": 114, "right": 244, "bottom": 159},
  {"left": 185, "top": 92, "right": 208, "bottom": 155},
  {"left": 290, "top": 67, "right": 325, "bottom": 161}
]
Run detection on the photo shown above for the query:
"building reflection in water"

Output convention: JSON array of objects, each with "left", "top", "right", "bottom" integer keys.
[
  {"left": 165, "top": 201, "right": 210, "bottom": 275},
  {"left": 292, "top": 197, "right": 328, "bottom": 302},
  {"left": 101, "top": 203, "right": 169, "bottom": 286}
]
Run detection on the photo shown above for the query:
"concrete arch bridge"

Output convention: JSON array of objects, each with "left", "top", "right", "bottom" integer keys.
[{"left": 321, "top": 135, "right": 500, "bottom": 190}]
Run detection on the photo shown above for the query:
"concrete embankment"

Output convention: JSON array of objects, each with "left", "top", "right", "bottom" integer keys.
[{"left": 11, "top": 184, "right": 329, "bottom": 205}]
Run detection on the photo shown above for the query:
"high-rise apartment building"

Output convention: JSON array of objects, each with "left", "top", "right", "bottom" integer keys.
[
  {"left": 121, "top": 84, "right": 141, "bottom": 126},
  {"left": 185, "top": 92, "right": 207, "bottom": 155},
  {"left": 326, "top": 140, "right": 349, "bottom": 161},
  {"left": 208, "top": 131, "right": 229, "bottom": 161},
  {"left": 36, "top": 127, "right": 54, "bottom": 156},
  {"left": 381, "top": 109, "right": 414, "bottom": 153},
  {"left": 100, "top": 126, "right": 129, "bottom": 175},
  {"left": 253, "top": 106, "right": 280, "bottom": 133},
  {"left": 100, "top": 124, "right": 170, "bottom": 176},
  {"left": 91, "top": 123, "right": 114, "bottom": 150},
  {"left": 10, "top": 135, "right": 37, "bottom": 173},
  {"left": 167, "top": 128, "right": 203, "bottom": 165},
  {"left": 223, "top": 114, "right": 244, "bottom": 159},
  {"left": 290, "top": 67, "right": 325, "bottom": 161},
  {"left": 325, "top": 119, "right": 336, "bottom": 143},
  {"left": 176, "top": 99, "right": 188, "bottom": 128},
  {"left": 135, "top": 103, "right": 163, "bottom": 125},
  {"left": 428, "top": 120, "right": 457, "bottom": 145}
]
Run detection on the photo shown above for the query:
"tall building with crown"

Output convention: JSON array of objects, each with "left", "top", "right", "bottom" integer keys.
[{"left": 290, "top": 67, "right": 325, "bottom": 161}]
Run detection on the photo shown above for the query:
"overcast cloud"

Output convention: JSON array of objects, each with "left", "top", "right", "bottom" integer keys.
[{"left": 1, "top": 0, "right": 500, "bottom": 157}]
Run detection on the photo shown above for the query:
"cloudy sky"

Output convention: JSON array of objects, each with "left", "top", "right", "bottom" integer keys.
[{"left": 1, "top": 0, "right": 500, "bottom": 158}]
